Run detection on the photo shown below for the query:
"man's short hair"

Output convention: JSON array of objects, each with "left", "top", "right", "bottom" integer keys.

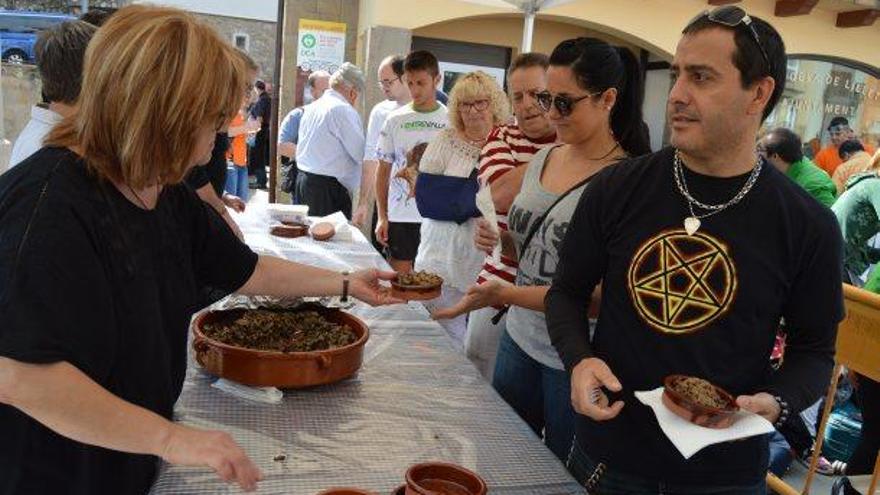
[
  {"left": 35, "top": 20, "right": 97, "bottom": 104},
  {"left": 764, "top": 127, "right": 803, "bottom": 164},
  {"left": 330, "top": 62, "right": 365, "bottom": 93},
  {"left": 80, "top": 7, "right": 116, "bottom": 27},
  {"left": 404, "top": 50, "right": 439, "bottom": 78},
  {"left": 838, "top": 139, "right": 865, "bottom": 160},
  {"left": 683, "top": 9, "right": 786, "bottom": 121},
  {"left": 307, "top": 70, "right": 330, "bottom": 89},
  {"left": 254, "top": 80, "right": 266, "bottom": 92},
  {"left": 508, "top": 52, "right": 549, "bottom": 76},
  {"left": 828, "top": 116, "right": 850, "bottom": 131},
  {"left": 380, "top": 55, "right": 405, "bottom": 78}
]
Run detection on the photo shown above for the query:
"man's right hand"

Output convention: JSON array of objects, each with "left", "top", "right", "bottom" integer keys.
[
  {"left": 352, "top": 205, "right": 368, "bottom": 227},
  {"left": 474, "top": 218, "right": 499, "bottom": 255},
  {"left": 571, "top": 357, "right": 624, "bottom": 421},
  {"left": 159, "top": 423, "right": 262, "bottom": 492},
  {"left": 375, "top": 218, "right": 389, "bottom": 247}
]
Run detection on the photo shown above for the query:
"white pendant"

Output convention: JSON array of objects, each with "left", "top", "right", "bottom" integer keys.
[{"left": 684, "top": 216, "right": 701, "bottom": 236}]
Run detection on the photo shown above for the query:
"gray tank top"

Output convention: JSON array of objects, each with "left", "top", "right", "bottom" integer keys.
[{"left": 507, "top": 145, "right": 589, "bottom": 370}]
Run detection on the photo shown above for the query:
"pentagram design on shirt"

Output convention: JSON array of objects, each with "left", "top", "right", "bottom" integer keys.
[{"left": 627, "top": 229, "right": 737, "bottom": 334}]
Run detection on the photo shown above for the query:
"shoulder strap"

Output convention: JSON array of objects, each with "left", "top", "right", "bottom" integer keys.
[{"left": 519, "top": 174, "right": 592, "bottom": 256}]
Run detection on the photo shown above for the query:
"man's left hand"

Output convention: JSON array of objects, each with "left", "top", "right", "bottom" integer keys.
[{"left": 736, "top": 392, "right": 781, "bottom": 424}]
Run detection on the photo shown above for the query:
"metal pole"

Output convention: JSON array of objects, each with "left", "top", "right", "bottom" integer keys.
[
  {"left": 268, "top": 0, "right": 285, "bottom": 203},
  {"left": 521, "top": 7, "right": 535, "bottom": 53}
]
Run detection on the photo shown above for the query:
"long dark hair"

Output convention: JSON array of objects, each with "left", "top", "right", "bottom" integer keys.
[{"left": 549, "top": 37, "right": 651, "bottom": 157}]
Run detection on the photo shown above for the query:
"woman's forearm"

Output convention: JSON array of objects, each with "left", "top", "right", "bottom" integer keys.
[
  {"left": 500, "top": 285, "right": 601, "bottom": 314},
  {"left": 500, "top": 285, "right": 549, "bottom": 312},
  {"left": 0, "top": 358, "right": 171, "bottom": 457},
  {"left": 237, "top": 255, "right": 344, "bottom": 298}
]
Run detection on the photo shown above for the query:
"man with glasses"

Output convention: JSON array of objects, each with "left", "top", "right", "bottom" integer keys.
[
  {"left": 815, "top": 116, "right": 876, "bottom": 177},
  {"left": 546, "top": 6, "right": 843, "bottom": 492},
  {"left": 353, "top": 56, "right": 411, "bottom": 241}
]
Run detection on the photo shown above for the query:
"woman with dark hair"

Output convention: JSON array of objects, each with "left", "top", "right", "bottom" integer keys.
[{"left": 440, "top": 37, "right": 649, "bottom": 462}]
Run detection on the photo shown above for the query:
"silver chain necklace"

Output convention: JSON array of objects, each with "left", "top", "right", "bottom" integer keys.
[{"left": 673, "top": 150, "right": 762, "bottom": 235}]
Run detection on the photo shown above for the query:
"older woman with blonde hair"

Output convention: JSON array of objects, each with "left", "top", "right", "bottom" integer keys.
[
  {"left": 411, "top": 71, "right": 510, "bottom": 347},
  {"left": 0, "top": 5, "right": 397, "bottom": 494}
]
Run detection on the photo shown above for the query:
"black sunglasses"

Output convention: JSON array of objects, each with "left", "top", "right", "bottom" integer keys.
[
  {"left": 535, "top": 90, "right": 600, "bottom": 117},
  {"left": 688, "top": 6, "right": 771, "bottom": 74}
]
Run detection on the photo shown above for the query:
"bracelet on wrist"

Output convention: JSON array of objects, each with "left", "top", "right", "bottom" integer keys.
[
  {"left": 341, "top": 270, "right": 351, "bottom": 302},
  {"left": 772, "top": 394, "right": 790, "bottom": 429}
]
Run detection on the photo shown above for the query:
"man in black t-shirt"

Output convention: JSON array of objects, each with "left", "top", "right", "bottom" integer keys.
[
  {"left": 248, "top": 80, "right": 272, "bottom": 189},
  {"left": 546, "top": 7, "right": 843, "bottom": 492}
]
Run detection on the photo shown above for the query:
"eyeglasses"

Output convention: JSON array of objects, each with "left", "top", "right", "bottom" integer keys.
[
  {"left": 535, "top": 90, "right": 600, "bottom": 117},
  {"left": 688, "top": 6, "right": 771, "bottom": 74},
  {"left": 378, "top": 77, "right": 401, "bottom": 88},
  {"left": 459, "top": 99, "right": 490, "bottom": 113}
]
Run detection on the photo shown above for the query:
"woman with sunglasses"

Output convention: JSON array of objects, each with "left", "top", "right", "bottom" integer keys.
[{"left": 457, "top": 37, "right": 650, "bottom": 462}]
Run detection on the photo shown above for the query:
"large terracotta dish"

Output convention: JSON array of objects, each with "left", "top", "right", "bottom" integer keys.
[
  {"left": 662, "top": 374, "right": 738, "bottom": 429},
  {"left": 192, "top": 305, "right": 369, "bottom": 388}
]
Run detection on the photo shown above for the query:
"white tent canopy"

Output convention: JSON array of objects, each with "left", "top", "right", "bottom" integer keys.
[{"left": 459, "top": 0, "right": 577, "bottom": 51}]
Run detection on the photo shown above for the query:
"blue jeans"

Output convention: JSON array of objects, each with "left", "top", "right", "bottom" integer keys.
[
  {"left": 491, "top": 329, "right": 574, "bottom": 462},
  {"left": 567, "top": 441, "right": 767, "bottom": 494},
  {"left": 225, "top": 165, "right": 248, "bottom": 201}
]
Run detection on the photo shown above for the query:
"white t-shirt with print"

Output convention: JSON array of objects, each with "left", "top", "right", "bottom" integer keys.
[{"left": 376, "top": 103, "right": 448, "bottom": 223}]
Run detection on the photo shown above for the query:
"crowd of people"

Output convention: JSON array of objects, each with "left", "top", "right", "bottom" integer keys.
[{"left": 0, "top": 3, "right": 877, "bottom": 494}]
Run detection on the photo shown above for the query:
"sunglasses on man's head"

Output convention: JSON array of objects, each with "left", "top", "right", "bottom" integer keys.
[
  {"left": 535, "top": 90, "right": 600, "bottom": 117},
  {"left": 687, "top": 5, "right": 771, "bottom": 74}
]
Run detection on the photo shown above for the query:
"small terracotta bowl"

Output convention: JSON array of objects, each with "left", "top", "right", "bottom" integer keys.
[
  {"left": 662, "top": 374, "right": 738, "bottom": 429},
  {"left": 316, "top": 488, "right": 376, "bottom": 495},
  {"left": 270, "top": 223, "right": 308, "bottom": 238},
  {"left": 390, "top": 277, "right": 442, "bottom": 301},
  {"left": 404, "top": 462, "right": 487, "bottom": 495}
]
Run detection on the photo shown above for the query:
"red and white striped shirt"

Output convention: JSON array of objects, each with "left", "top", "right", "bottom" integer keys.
[{"left": 476, "top": 124, "right": 556, "bottom": 286}]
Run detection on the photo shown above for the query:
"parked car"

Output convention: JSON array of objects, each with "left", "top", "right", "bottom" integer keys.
[{"left": 0, "top": 10, "right": 74, "bottom": 64}]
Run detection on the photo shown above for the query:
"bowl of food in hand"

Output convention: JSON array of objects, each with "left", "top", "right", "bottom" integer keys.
[
  {"left": 662, "top": 375, "right": 738, "bottom": 429},
  {"left": 404, "top": 462, "right": 487, "bottom": 495},
  {"left": 390, "top": 271, "right": 443, "bottom": 301},
  {"left": 192, "top": 304, "right": 369, "bottom": 388}
]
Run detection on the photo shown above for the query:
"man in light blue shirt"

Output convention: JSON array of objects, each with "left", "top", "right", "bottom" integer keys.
[
  {"left": 278, "top": 71, "right": 330, "bottom": 198},
  {"left": 295, "top": 63, "right": 365, "bottom": 218}
]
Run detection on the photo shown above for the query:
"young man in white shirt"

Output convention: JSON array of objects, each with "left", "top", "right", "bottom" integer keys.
[
  {"left": 10, "top": 21, "right": 96, "bottom": 167},
  {"left": 375, "top": 51, "right": 448, "bottom": 273}
]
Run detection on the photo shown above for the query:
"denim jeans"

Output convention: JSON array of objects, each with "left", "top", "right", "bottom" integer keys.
[
  {"left": 224, "top": 165, "right": 249, "bottom": 201},
  {"left": 491, "top": 329, "right": 574, "bottom": 462},
  {"left": 567, "top": 441, "right": 767, "bottom": 495}
]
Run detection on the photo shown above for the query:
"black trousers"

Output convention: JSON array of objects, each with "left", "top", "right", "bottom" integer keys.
[{"left": 294, "top": 171, "right": 352, "bottom": 219}]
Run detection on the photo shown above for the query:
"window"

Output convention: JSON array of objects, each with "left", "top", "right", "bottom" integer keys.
[{"left": 233, "top": 33, "right": 249, "bottom": 52}]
